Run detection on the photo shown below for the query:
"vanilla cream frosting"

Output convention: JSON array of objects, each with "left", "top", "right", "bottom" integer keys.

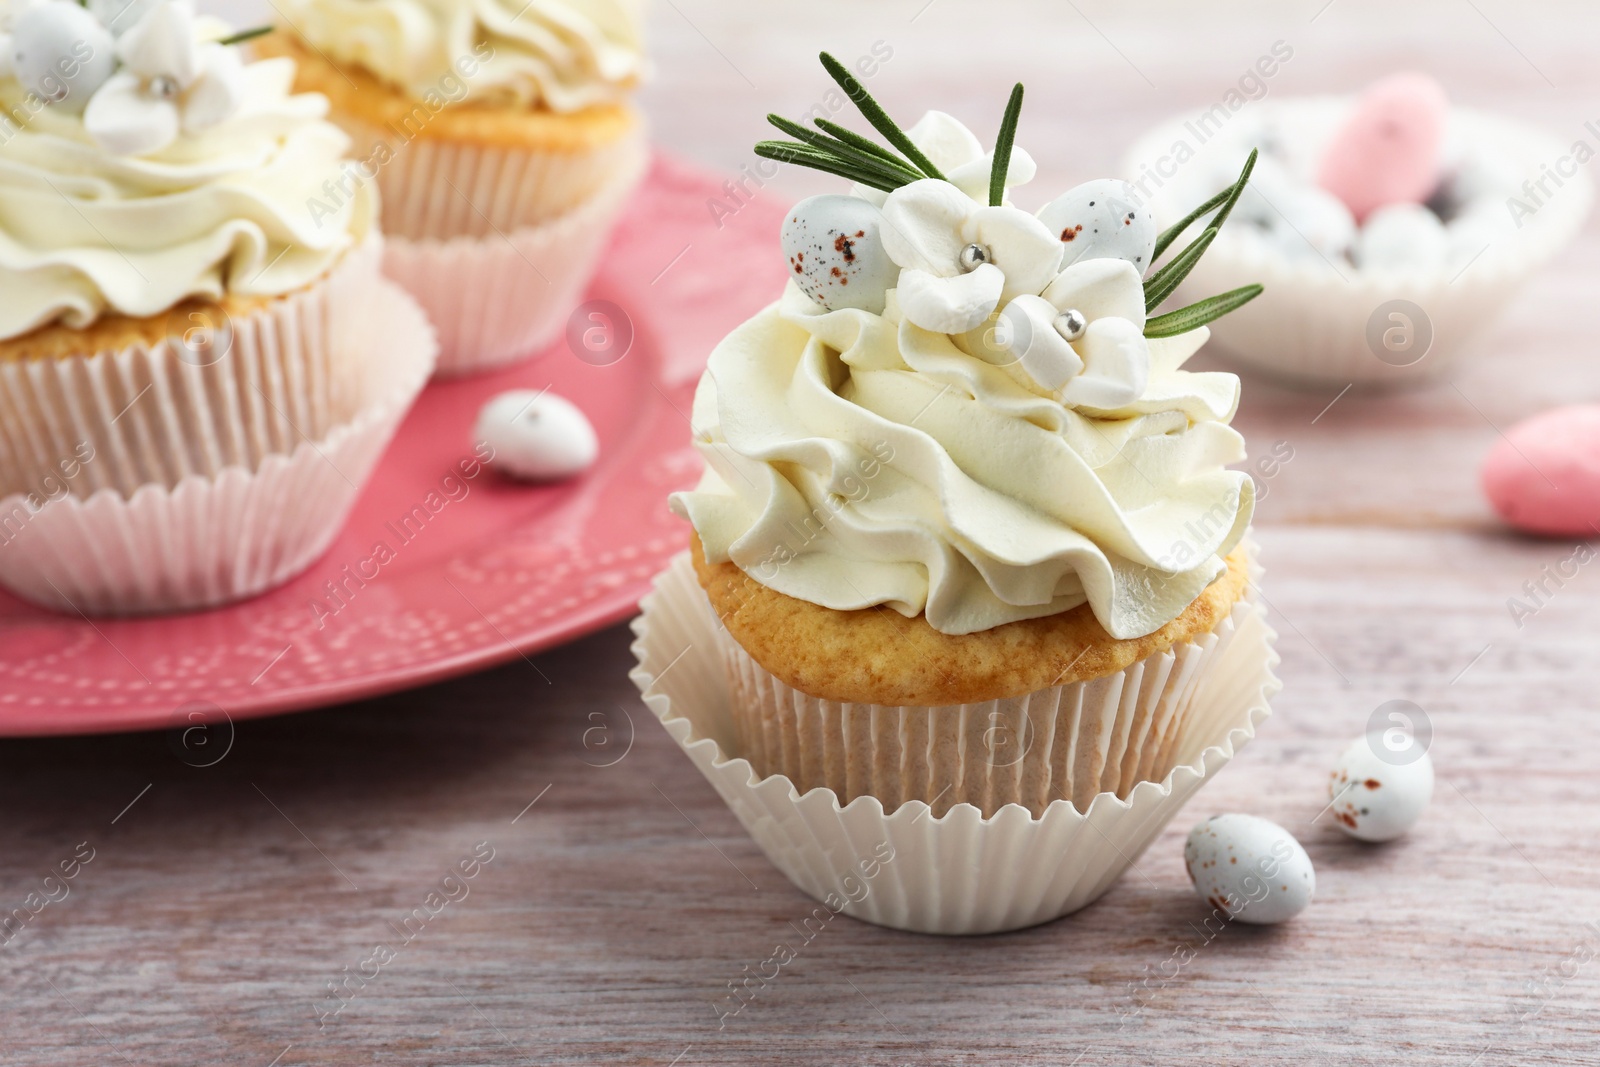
[
  {"left": 0, "top": 56, "right": 371, "bottom": 340},
  {"left": 673, "top": 284, "right": 1254, "bottom": 640},
  {"left": 281, "top": 0, "right": 646, "bottom": 110}
]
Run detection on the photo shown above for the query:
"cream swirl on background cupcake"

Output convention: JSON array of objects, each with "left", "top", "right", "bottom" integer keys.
[
  {"left": 280, "top": 0, "right": 646, "bottom": 110},
  {"left": 0, "top": 50, "right": 371, "bottom": 339}
]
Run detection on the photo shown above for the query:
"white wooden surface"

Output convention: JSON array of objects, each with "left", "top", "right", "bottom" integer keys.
[{"left": 4, "top": 2, "right": 1600, "bottom": 1064}]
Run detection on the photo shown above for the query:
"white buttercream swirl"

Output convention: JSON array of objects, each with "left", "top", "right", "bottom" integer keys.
[
  {"left": 672, "top": 284, "right": 1254, "bottom": 640},
  {"left": 0, "top": 55, "right": 371, "bottom": 339},
  {"left": 280, "top": 0, "right": 645, "bottom": 110}
]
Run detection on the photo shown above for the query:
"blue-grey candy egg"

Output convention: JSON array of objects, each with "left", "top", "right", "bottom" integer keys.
[
  {"left": 11, "top": 3, "right": 116, "bottom": 114},
  {"left": 1036, "top": 178, "right": 1158, "bottom": 274},
  {"left": 780, "top": 194, "right": 897, "bottom": 314}
]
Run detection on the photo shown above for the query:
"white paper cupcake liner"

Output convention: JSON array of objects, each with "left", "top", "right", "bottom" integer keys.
[
  {"left": 383, "top": 140, "right": 648, "bottom": 377},
  {"left": 0, "top": 233, "right": 385, "bottom": 502},
  {"left": 332, "top": 112, "right": 647, "bottom": 239},
  {"left": 629, "top": 551, "right": 1280, "bottom": 935},
  {"left": 718, "top": 597, "right": 1246, "bottom": 819},
  {"left": 0, "top": 281, "right": 437, "bottom": 616},
  {"left": 1122, "top": 102, "right": 1591, "bottom": 388}
]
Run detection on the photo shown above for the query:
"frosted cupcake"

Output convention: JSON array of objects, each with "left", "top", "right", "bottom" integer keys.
[
  {"left": 636, "top": 58, "right": 1280, "bottom": 931},
  {"left": 1122, "top": 73, "right": 1592, "bottom": 387},
  {"left": 261, "top": 0, "right": 649, "bottom": 375},
  {"left": 0, "top": 1, "right": 435, "bottom": 614}
]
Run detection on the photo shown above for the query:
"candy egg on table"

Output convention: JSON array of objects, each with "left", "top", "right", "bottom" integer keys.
[
  {"left": 1327, "top": 736, "right": 1434, "bottom": 842},
  {"left": 1036, "top": 178, "right": 1157, "bottom": 274},
  {"left": 9, "top": 1, "right": 117, "bottom": 112},
  {"left": 1353, "top": 202, "right": 1449, "bottom": 271},
  {"left": 1481, "top": 405, "right": 1600, "bottom": 536},
  {"left": 474, "top": 391, "right": 598, "bottom": 482},
  {"left": 1184, "top": 814, "right": 1315, "bottom": 925},
  {"left": 1316, "top": 71, "right": 1449, "bottom": 222},
  {"left": 780, "top": 194, "right": 897, "bottom": 314}
]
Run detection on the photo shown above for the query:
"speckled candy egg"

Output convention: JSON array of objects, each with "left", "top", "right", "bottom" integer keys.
[
  {"left": 1481, "top": 405, "right": 1600, "bottom": 536},
  {"left": 1353, "top": 202, "right": 1448, "bottom": 271},
  {"left": 1328, "top": 736, "right": 1433, "bottom": 842},
  {"left": 1184, "top": 814, "right": 1315, "bottom": 925},
  {"left": 474, "top": 391, "right": 598, "bottom": 481},
  {"left": 1317, "top": 72, "right": 1449, "bottom": 223},
  {"left": 10, "top": 2, "right": 116, "bottom": 113},
  {"left": 780, "top": 194, "right": 897, "bottom": 314},
  {"left": 1036, "top": 179, "right": 1157, "bottom": 274}
]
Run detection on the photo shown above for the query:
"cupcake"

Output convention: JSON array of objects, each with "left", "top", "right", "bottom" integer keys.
[
  {"left": 632, "top": 55, "right": 1280, "bottom": 933},
  {"left": 1122, "top": 73, "right": 1592, "bottom": 388},
  {"left": 0, "top": 1, "right": 435, "bottom": 614},
  {"left": 260, "top": 0, "right": 649, "bottom": 375}
]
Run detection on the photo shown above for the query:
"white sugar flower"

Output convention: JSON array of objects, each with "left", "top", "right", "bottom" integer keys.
[
  {"left": 82, "top": 0, "right": 244, "bottom": 156},
  {"left": 995, "top": 258, "right": 1151, "bottom": 409},
  {"left": 881, "top": 178, "right": 1062, "bottom": 334}
]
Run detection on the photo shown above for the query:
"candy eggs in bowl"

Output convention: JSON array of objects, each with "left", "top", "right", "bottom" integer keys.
[{"left": 1120, "top": 74, "right": 1592, "bottom": 388}]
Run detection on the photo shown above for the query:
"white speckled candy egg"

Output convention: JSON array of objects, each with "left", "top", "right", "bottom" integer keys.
[
  {"left": 1036, "top": 179, "right": 1157, "bottom": 274},
  {"left": 474, "top": 391, "right": 598, "bottom": 481},
  {"left": 1184, "top": 814, "right": 1315, "bottom": 925},
  {"left": 1327, "top": 736, "right": 1434, "bottom": 842},
  {"left": 1353, "top": 202, "right": 1448, "bottom": 271},
  {"left": 780, "top": 194, "right": 897, "bottom": 314},
  {"left": 10, "top": 2, "right": 116, "bottom": 113}
]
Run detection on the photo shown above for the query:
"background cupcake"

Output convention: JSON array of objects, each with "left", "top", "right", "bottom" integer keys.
[
  {"left": 637, "top": 57, "right": 1279, "bottom": 931},
  {"left": 262, "top": 0, "right": 650, "bottom": 375},
  {"left": 0, "top": 0, "right": 435, "bottom": 614}
]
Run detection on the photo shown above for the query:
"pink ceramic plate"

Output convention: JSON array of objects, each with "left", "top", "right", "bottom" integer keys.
[{"left": 0, "top": 156, "right": 786, "bottom": 737}]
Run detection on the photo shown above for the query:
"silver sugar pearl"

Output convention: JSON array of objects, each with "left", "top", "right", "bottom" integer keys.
[
  {"left": 958, "top": 243, "right": 989, "bottom": 272},
  {"left": 150, "top": 75, "right": 181, "bottom": 100},
  {"left": 1053, "top": 308, "right": 1088, "bottom": 342}
]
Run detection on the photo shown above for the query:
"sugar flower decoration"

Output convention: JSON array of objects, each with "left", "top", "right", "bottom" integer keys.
[
  {"left": 996, "top": 259, "right": 1150, "bottom": 408},
  {"left": 881, "top": 178, "right": 1061, "bottom": 334},
  {"left": 83, "top": 1, "right": 245, "bottom": 156}
]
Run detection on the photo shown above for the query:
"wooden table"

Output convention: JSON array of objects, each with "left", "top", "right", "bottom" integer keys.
[{"left": 5, "top": 1, "right": 1600, "bottom": 1062}]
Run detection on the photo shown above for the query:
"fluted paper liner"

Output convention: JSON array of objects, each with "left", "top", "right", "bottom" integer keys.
[
  {"left": 630, "top": 551, "right": 1280, "bottom": 935},
  {"left": 332, "top": 115, "right": 647, "bottom": 239},
  {"left": 382, "top": 138, "right": 648, "bottom": 377},
  {"left": 1122, "top": 103, "right": 1591, "bottom": 388},
  {"left": 0, "top": 282, "right": 437, "bottom": 615},
  {"left": 0, "top": 234, "right": 385, "bottom": 502}
]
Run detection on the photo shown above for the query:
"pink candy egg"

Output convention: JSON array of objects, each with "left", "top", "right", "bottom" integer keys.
[
  {"left": 1481, "top": 405, "right": 1600, "bottom": 536},
  {"left": 1317, "top": 73, "right": 1449, "bottom": 223}
]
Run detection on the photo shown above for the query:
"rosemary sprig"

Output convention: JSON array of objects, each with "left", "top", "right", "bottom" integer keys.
[
  {"left": 753, "top": 142, "right": 905, "bottom": 193},
  {"left": 1151, "top": 148, "right": 1257, "bottom": 261},
  {"left": 1144, "top": 285, "right": 1263, "bottom": 338},
  {"left": 818, "top": 52, "right": 945, "bottom": 180},
  {"left": 765, "top": 115, "right": 922, "bottom": 187},
  {"left": 758, "top": 53, "right": 948, "bottom": 190},
  {"left": 989, "top": 83, "right": 1024, "bottom": 207},
  {"left": 1140, "top": 148, "right": 1262, "bottom": 334},
  {"left": 217, "top": 25, "right": 276, "bottom": 46}
]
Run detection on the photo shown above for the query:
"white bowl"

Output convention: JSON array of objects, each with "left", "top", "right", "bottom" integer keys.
[{"left": 1122, "top": 98, "right": 1591, "bottom": 388}]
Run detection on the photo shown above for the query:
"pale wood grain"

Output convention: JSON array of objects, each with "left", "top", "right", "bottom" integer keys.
[{"left": 5, "top": 1, "right": 1600, "bottom": 1064}]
